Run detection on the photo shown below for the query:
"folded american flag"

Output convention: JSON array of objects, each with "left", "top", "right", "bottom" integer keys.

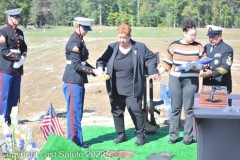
[
  {"left": 40, "top": 104, "right": 64, "bottom": 140},
  {"left": 174, "top": 58, "right": 214, "bottom": 72}
]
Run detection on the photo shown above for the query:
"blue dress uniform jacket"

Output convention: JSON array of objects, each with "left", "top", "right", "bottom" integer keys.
[
  {"left": 0, "top": 24, "right": 27, "bottom": 75},
  {"left": 62, "top": 32, "right": 95, "bottom": 84},
  {"left": 203, "top": 40, "right": 233, "bottom": 93},
  {"left": 96, "top": 39, "right": 158, "bottom": 98}
]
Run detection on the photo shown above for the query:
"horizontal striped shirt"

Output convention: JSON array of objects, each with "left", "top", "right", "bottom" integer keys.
[{"left": 160, "top": 40, "right": 207, "bottom": 77}]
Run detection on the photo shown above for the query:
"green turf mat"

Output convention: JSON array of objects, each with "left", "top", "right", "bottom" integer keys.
[{"left": 38, "top": 126, "right": 197, "bottom": 160}]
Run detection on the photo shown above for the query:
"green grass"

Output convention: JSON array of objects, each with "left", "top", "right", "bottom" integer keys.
[
  {"left": 22, "top": 26, "right": 240, "bottom": 39},
  {"left": 38, "top": 126, "right": 197, "bottom": 160},
  {"left": 22, "top": 27, "right": 185, "bottom": 38}
]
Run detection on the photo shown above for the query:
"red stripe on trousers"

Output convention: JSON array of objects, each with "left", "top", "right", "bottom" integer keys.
[{"left": 69, "top": 84, "right": 75, "bottom": 142}]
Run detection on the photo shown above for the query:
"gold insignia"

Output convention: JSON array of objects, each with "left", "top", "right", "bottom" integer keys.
[
  {"left": 226, "top": 59, "right": 232, "bottom": 65},
  {"left": 0, "top": 35, "right": 6, "bottom": 44},
  {"left": 72, "top": 45, "right": 79, "bottom": 52},
  {"left": 216, "top": 67, "right": 228, "bottom": 74},
  {"left": 214, "top": 59, "right": 219, "bottom": 65}
]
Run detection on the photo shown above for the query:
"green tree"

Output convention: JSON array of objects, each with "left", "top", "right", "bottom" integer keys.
[
  {"left": 181, "top": 2, "right": 198, "bottom": 22},
  {"left": 0, "top": 0, "right": 32, "bottom": 27},
  {"left": 2, "top": 0, "right": 240, "bottom": 28},
  {"left": 29, "top": 0, "right": 51, "bottom": 28},
  {"left": 16, "top": 0, "right": 32, "bottom": 28},
  {"left": 0, "top": 0, "right": 12, "bottom": 25},
  {"left": 51, "top": 0, "right": 81, "bottom": 26},
  {"left": 221, "top": 4, "right": 232, "bottom": 27}
]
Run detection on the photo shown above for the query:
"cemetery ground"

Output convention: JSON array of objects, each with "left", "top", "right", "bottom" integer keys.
[{"left": 1, "top": 27, "right": 240, "bottom": 158}]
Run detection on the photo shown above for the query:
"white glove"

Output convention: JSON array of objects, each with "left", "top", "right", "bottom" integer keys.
[
  {"left": 13, "top": 56, "right": 25, "bottom": 69},
  {"left": 93, "top": 68, "right": 104, "bottom": 76},
  {"left": 13, "top": 61, "right": 21, "bottom": 68}
]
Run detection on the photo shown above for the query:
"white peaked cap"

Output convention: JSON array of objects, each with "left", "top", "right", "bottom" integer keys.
[
  {"left": 206, "top": 25, "right": 224, "bottom": 31},
  {"left": 74, "top": 17, "right": 94, "bottom": 26},
  {"left": 206, "top": 25, "right": 224, "bottom": 36},
  {"left": 5, "top": 8, "right": 22, "bottom": 16}
]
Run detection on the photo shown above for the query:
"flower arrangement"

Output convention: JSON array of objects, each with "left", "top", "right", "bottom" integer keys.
[{"left": 0, "top": 107, "right": 39, "bottom": 160}]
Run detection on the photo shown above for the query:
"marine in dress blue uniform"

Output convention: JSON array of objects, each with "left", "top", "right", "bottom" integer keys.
[
  {"left": 0, "top": 8, "right": 27, "bottom": 124},
  {"left": 200, "top": 25, "right": 233, "bottom": 94},
  {"left": 62, "top": 17, "right": 95, "bottom": 148}
]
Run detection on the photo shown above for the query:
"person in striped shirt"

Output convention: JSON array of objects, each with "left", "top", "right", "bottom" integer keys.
[{"left": 158, "top": 18, "right": 207, "bottom": 146}]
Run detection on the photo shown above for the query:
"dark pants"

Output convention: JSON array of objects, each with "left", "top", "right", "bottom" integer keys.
[
  {"left": 169, "top": 75, "right": 199, "bottom": 142},
  {"left": 63, "top": 83, "right": 85, "bottom": 146},
  {"left": 109, "top": 94, "right": 145, "bottom": 138},
  {"left": 0, "top": 72, "right": 21, "bottom": 124}
]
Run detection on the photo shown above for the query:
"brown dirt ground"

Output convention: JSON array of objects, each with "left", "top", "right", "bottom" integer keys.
[{"left": 1, "top": 35, "right": 240, "bottom": 150}]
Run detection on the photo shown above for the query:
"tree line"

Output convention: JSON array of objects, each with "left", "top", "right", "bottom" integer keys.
[{"left": 0, "top": 0, "right": 240, "bottom": 28}]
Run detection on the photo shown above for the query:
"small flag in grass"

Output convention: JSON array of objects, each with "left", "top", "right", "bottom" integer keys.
[{"left": 40, "top": 103, "right": 64, "bottom": 140}]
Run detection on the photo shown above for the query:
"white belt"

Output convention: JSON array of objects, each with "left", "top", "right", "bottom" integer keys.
[
  {"left": 10, "top": 49, "right": 21, "bottom": 54},
  {"left": 66, "top": 60, "right": 86, "bottom": 65}
]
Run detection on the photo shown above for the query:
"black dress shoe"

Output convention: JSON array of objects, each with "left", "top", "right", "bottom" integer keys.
[
  {"left": 80, "top": 143, "right": 90, "bottom": 148},
  {"left": 113, "top": 135, "right": 126, "bottom": 144},
  {"left": 168, "top": 139, "right": 177, "bottom": 144},
  {"left": 182, "top": 139, "right": 194, "bottom": 146},
  {"left": 134, "top": 138, "right": 145, "bottom": 146}
]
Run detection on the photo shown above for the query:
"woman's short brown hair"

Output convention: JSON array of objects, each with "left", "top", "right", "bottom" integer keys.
[
  {"left": 117, "top": 24, "right": 131, "bottom": 36},
  {"left": 182, "top": 18, "right": 196, "bottom": 32}
]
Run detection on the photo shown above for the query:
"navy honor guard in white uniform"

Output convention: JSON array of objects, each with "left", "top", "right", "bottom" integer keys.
[
  {"left": 0, "top": 8, "right": 27, "bottom": 125},
  {"left": 62, "top": 17, "right": 97, "bottom": 148}
]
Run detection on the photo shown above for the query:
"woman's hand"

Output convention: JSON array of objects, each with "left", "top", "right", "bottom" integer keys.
[{"left": 148, "top": 73, "right": 161, "bottom": 81}]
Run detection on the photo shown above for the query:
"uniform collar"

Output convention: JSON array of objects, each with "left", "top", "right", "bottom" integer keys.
[
  {"left": 212, "top": 39, "right": 223, "bottom": 48},
  {"left": 74, "top": 31, "right": 83, "bottom": 39}
]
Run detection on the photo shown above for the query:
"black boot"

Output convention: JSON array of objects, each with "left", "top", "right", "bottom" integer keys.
[
  {"left": 114, "top": 132, "right": 126, "bottom": 144},
  {"left": 134, "top": 135, "right": 145, "bottom": 146}
]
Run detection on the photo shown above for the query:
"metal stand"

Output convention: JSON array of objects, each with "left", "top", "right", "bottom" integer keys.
[{"left": 143, "top": 76, "right": 164, "bottom": 126}]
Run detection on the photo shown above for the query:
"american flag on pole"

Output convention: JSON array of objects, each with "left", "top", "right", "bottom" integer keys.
[{"left": 40, "top": 103, "right": 65, "bottom": 140}]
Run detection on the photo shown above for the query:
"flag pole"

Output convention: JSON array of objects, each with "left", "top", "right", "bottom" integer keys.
[{"left": 50, "top": 103, "right": 52, "bottom": 133}]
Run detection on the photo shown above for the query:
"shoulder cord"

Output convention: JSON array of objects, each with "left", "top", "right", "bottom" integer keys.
[{"left": 78, "top": 25, "right": 85, "bottom": 45}]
